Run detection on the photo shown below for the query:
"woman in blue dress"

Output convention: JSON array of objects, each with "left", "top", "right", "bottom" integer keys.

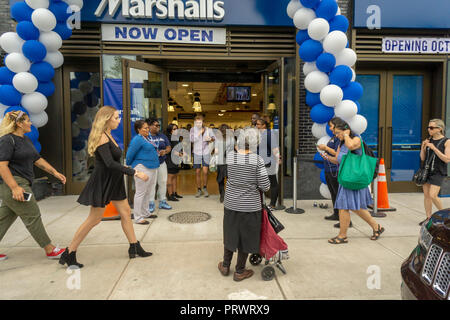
[{"left": 323, "top": 118, "right": 385, "bottom": 244}]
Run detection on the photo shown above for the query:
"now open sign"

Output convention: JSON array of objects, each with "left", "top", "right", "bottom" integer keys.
[{"left": 102, "top": 24, "right": 226, "bottom": 45}]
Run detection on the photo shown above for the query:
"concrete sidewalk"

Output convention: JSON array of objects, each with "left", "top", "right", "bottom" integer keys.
[{"left": 0, "top": 193, "right": 445, "bottom": 300}]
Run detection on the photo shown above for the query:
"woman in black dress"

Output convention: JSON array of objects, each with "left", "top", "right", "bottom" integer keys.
[
  {"left": 59, "top": 106, "right": 152, "bottom": 268},
  {"left": 166, "top": 124, "right": 183, "bottom": 201}
]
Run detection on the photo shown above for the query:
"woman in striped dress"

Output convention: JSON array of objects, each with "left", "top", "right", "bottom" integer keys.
[{"left": 218, "top": 128, "right": 270, "bottom": 282}]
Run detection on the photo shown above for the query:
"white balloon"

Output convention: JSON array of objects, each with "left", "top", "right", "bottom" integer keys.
[
  {"left": 312, "top": 123, "right": 328, "bottom": 139},
  {"left": 351, "top": 68, "right": 356, "bottom": 82},
  {"left": 32, "top": 8, "right": 57, "bottom": 32},
  {"left": 287, "top": 0, "right": 303, "bottom": 19},
  {"left": 30, "top": 111, "right": 48, "bottom": 128},
  {"left": 77, "top": 114, "right": 92, "bottom": 129},
  {"left": 323, "top": 31, "right": 348, "bottom": 54},
  {"left": 5, "top": 53, "right": 31, "bottom": 73},
  {"left": 87, "top": 106, "right": 99, "bottom": 119},
  {"left": 64, "top": 0, "right": 83, "bottom": 12},
  {"left": 308, "top": 18, "right": 330, "bottom": 41},
  {"left": 0, "top": 103, "right": 9, "bottom": 118},
  {"left": 293, "top": 8, "right": 316, "bottom": 30},
  {"left": 335, "top": 100, "right": 358, "bottom": 120},
  {"left": 319, "top": 183, "right": 332, "bottom": 200},
  {"left": 348, "top": 114, "right": 368, "bottom": 135},
  {"left": 12, "top": 72, "right": 38, "bottom": 94},
  {"left": 320, "top": 85, "right": 343, "bottom": 107},
  {"left": 71, "top": 89, "right": 84, "bottom": 103},
  {"left": 39, "top": 32, "right": 62, "bottom": 52},
  {"left": 335, "top": 48, "right": 357, "bottom": 67},
  {"left": 25, "top": 0, "right": 49, "bottom": 9},
  {"left": 73, "top": 149, "right": 87, "bottom": 161},
  {"left": 72, "top": 122, "right": 80, "bottom": 138},
  {"left": 22, "top": 92, "right": 48, "bottom": 114},
  {"left": 72, "top": 160, "right": 82, "bottom": 174},
  {"left": 304, "top": 71, "right": 329, "bottom": 93},
  {"left": 317, "top": 135, "right": 331, "bottom": 152},
  {"left": 337, "top": 7, "right": 341, "bottom": 15},
  {"left": 303, "top": 62, "right": 318, "bottom": 76},
  {"left": 44, "top": 51, "right": 64, "bottom": 68},
  {"left": 78, "top": 81, "right": 93, "bottom": 95},
  {"left": 0, "top": 32, "right": 24, "bottom": 54}
]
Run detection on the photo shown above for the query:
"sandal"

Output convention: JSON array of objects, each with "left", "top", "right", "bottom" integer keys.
[
  {"left": 328, "top": 236, "right": 348, "bottom": 244},
  {"left": 371, "top": 225, "right": 385, "bottom": 240}
]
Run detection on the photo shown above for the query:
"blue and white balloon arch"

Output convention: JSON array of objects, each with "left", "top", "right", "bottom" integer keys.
[
  {"left": 287, "top": 0, "right": 367, "bottom": 200},
  {"left": 0, "top": 0, "right": 84, "bottom": 152}
]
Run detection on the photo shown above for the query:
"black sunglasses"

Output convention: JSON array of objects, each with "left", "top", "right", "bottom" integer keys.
[{"left": 427, "top": 126, "right": 439, "bottom": 130}]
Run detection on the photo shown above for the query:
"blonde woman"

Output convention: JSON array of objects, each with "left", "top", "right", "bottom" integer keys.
[
  {"left": 59, "top": 106, "right": 152, "bottom": 268},
  {"left": 420, "top": 119, "right": 450, "bottom": 225},
  {"left": 0, "top": 111, "right": 66, "bottom": 262}
]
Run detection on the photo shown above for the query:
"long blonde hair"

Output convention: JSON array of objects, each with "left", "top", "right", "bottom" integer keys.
[
  {"left": 0, "top": 111, "right": 28, "bottom": 137},
  {"left": 87, "top": 106, "right": 117, "bottom": 156}
]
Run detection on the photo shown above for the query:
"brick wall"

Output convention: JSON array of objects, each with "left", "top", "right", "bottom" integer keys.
[
  {"left": 0, "top": 1, "right": 15, "bottom": 63},
  {"left": 298, "top": 0, "right": 353, "bottom": 156}
]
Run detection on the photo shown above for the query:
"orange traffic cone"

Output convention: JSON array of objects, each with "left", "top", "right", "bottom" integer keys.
[
  {"left": 102, "top": 203, "right": 121, "bottom": 221},
  {"left": 371, "top": 158, "right": 396, "bottom": 213}
]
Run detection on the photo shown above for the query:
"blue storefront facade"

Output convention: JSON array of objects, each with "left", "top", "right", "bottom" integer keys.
[{"left": 352, "top": 0, "right": 449, "bottom": 193}]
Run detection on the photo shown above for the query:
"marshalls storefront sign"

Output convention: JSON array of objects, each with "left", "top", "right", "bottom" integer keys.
[{"left": 102, "top": 24, "right": 226, "bottom": 44}]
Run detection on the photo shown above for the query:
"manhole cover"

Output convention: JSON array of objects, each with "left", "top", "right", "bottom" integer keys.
[{"left": 168, "top": 211, "right": 211, "bottom": 224}]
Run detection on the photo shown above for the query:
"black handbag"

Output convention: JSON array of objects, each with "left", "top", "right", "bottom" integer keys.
[
  {"left": 412, "top": 139, "right": 445, "bottom": 186},
  {"left": 263, "top": 203, "right": 285, "bottom": 234}
]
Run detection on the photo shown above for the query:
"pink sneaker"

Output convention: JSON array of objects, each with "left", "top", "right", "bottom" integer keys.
[
  {"left": 46, "top": 247, "right": 65, "bottom": 260},
  {"left": 0, "top": 254, "right": 7, "bottom": 261}
]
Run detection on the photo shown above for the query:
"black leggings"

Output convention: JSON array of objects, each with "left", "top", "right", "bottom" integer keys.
[
  {"left": 268, "top": 174, "right": 279, "bottom": 207},
  {"left": 223, "top": 248, "right": 248, "bottom": 274},
  {"left": 324, "top": 171, "right": 339, "bottom": 215}
]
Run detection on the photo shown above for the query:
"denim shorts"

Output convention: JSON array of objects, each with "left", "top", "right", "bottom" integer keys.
[{"left": 193, "top": 154, "right": 210, "bottom": 168}]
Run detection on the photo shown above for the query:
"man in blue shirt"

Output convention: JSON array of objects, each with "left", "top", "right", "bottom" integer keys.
[{"left": 146, "top": 118, "right": 172, "bottom": 212}]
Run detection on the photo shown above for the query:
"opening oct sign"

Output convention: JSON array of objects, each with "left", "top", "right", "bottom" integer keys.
[{"left": 102, "top": 24, "right": 226, "bottom": 45}]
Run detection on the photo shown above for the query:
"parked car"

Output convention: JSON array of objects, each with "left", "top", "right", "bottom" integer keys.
[{"left": 401, "top": 208, "right": 450, "bottom": 300}]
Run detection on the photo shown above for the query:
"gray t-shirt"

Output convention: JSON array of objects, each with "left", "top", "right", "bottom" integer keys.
[{"left": 0, "top": 134, "right": 41, "bottom": 185}]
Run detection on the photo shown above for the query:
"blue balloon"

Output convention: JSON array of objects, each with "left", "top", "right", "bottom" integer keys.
[
  {"left": 11, "top": 2, "right": 33, "bottom": 22},
  {"left": 71, "top": 113, "right": 77, "bottom": 123},
  {"left": 0, "top": 67, "right": 15, "bottom": 85},
  {"left": 53, "top": 23, "right": 72, "bottom": 40},
  {"left": 78, "top": 128, "right": 90, "bottom": 140},
  {"left": 0, "top": 85, "right": 23, "bottom": 106},
  {"left": 75, "top": 72, "right": 91, "bottom": 81},
  {"left": 72, "top": 138, "right": 86, "bottom": 151},
  {"left": 93, "top": 86, "right": 101, "bottom": 98},
  {"left": 22, "top": 40, "right": 47, "bottom": 62},
  {"left": 25, "top": 125, "right": 39, "bottom": 142},
  {"left": 329, "top": 15, "right": 349, "bottom": 32},
  {"left": 320, "top": 170, "right": 327, "bottom": 184},
  {"left": 329, "top": 65, "right": 353, "bottom": 88},
  {"left": 314, "top": 152, "right": 325, "bottom": 169},
  {"left": 299, "top": 39, "right": 323, "bottom": 62},
  {"left": 300, "top": 0, "right": 320, "bottom": 9},
  {"left": 73, "top": 101, "right": 87, "bottom": 115},
  {"left": 306, "top": 91, "right": 321, "bottom": 107},
  {"left": 16, "top": 21, "right": 40, "bottom": 41},
  {"left": 84, "top": 92, "right": 99, "bottom": 108},
  {"left": 316, "top": 0, "right": 339, "bottom": 21},
  {"left": 355, "top": 101, "right": 361, "bottom": 113},
  {"left": 30, "top": 62, "right": 55, "bottom": 82},
  {"left": 33, "top": 141, "right": 42, "bottom": 153},
  {"left": 49, "top": 1, "right": 71, "bottom": 23},
  {"left": 296, "top": 29, "right": 310, "bottom": 46},
  {"left": 36, "top": 81, "right": 56, "bottom": 97},
  {"left": 326, "top": 123, "right": 333, "bottom": 137},
  {"left": 310, "top": 104, "right": 335, "bottom": 124},
  {"left": 342, "top": 82, "right": 364, "bottom": 101},
  {"left": 316, "top": 53, "right": 336, "bottom": 73},
  {"left": 70, "top": 78, "right": 80, "bottom": 89},
  {"left": 5, "top": 106, "right": 29, "bottom": 116}
]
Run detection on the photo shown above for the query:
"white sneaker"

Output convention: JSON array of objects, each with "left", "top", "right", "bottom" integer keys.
[{"left": 203, "top": 188, "right": 209, "bottom": 197}]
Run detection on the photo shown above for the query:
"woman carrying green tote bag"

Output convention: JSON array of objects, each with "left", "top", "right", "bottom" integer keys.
[{"left": 322, "top": 118, "right": 385, "bottom": 245}]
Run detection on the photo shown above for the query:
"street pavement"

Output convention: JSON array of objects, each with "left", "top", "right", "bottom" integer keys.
[{"left": 0, "top": 193, "right": 445, "bottom": 300}]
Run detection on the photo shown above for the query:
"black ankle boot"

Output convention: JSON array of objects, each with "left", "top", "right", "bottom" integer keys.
[
  {"left": 128, "top": 241, "right": 153, "bottom": 259},
  {"left": 174, "top": 192, "right": 183, "bottom": 199},
  {"left": 59, "top": 248, "right": 84, "bottom": 268}
]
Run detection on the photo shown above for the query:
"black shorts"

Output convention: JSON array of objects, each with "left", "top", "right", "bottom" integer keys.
[
  {"left": 426, "top": 172, "right": 445, "bottom": 187},
  {"left": 167, "top": 167, "right": 179, "bottom": 174}
]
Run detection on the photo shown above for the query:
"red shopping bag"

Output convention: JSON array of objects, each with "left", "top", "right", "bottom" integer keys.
[{"left": 260, "top": 206, "right": 288, "bottom": 260}]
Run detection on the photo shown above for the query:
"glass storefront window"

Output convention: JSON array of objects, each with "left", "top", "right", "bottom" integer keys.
[
  {"left": 283, "top": 57, "right": 296, "bottom": 176},
  {"left": 102, "top": 55, "right": 136, "bottom": 80},
  {"left": 446, "top": 60, "right": 450, "bottom": 175},
  {"left": 70, "top": 71, "right": 101, "bottom": 182}
]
